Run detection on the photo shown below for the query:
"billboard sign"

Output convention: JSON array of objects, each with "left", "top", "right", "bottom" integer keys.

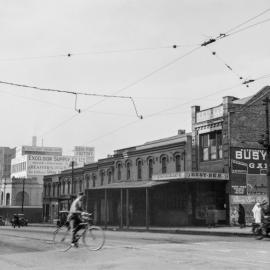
[
  {"left": 27, "top": 154, "right": 85, "bottom": 176},
  {"left": 230, "top": 147, "right": 267, "bottom": 196}
]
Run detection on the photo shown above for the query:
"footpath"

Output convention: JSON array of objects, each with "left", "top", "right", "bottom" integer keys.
[{"left": 28, "top": 223, "right": 254, "bottom": 237}]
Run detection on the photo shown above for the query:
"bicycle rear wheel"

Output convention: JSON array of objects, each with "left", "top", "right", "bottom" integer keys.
[
  {"left": 53, "top": 226, "right": 71, "bottom": 247},
  {"left": 82, "top": 226, "right": 105, "bottom": 251}
]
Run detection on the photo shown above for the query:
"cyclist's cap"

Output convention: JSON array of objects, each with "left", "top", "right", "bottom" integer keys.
[
  {"left": 261, "top": 200, "right": 268, "bottom": 206},
  {"left": 78, "top": 192, "right": 84, "bottom": 196}
]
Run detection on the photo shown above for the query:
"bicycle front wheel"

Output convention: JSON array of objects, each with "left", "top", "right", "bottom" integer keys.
[
  {"left": 82, "top": 226, "right": 105, "bottom": 251},
  {"left": 53, "top": 226, "right": 71, "bottom": 247}
]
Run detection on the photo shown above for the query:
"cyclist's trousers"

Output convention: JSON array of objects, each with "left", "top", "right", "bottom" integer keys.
[{"left": 69, "top": 215, "right": 83, "bottom": 243}]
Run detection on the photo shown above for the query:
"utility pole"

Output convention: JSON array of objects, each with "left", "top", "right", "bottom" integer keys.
[
  {"left": 258, "top": 97, "right": 270, "bottom": 203},
  {"left": 21, "top": 177, "right": 25, "bottom": 213},
  {"left": 71, "top": 160, "right": 74, "bottom": 197}
]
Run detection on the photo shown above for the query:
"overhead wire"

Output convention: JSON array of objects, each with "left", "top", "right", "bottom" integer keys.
[
  {"left": 82, "top": 82, "right": 248, "bottom": 146},
  {"left": 222, "top": 7, "right": 270, "bottom": 35},
  {"left": 38, "top": 46, "right": 202, "bottom": 139},
  {"left": 223, "top": 17, "right": 270, "bottom": 39},
  {"left": 83, "top": 73, "right": 270, "bottom": 147},
  {"left": 0, "top": 80, "right": 143, "bottom": 119},
  {"left": 0, "top": 44, "right": 197, "bottom": 62},
  {"left": 9, "top": 8, "right": 270, "bottom": 146},
  {"left": 207, "top": 49, "right": 244, "bottom": 81}
]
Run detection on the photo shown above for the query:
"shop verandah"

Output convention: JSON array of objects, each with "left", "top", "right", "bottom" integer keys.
[{"left": 85, "top": 178, "right": 229, "bottom": 228}]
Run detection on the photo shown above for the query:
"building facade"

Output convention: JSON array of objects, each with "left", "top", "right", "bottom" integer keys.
[
  {"left": 43, "top": 86, "right": 270, "bottom": 227},
  {"left": 0, "top": 137, "right": 95, "bottom": 222},
  {"left": 44, "top": 130, "right": 226, "bottom": 227},
  {"left": 192, "top": 86, "right": 270, "bottom": 224}
]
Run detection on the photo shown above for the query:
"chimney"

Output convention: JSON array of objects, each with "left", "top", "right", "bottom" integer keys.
[
  {"left": 32, "top": 136, "right": 37, "bottom": 146},
  {"left": 178, "top": 129, "right": 186, "bottom": 135}
]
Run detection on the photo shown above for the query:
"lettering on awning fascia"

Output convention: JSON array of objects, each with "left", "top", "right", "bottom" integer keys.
[{"left": 152, "top": 171, "right": 229, "bottom": 181}]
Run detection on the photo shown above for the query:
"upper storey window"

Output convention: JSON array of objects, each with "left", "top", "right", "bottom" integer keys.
[
  {"left": 137, "top": 160, "right": 142, "bottom": 180},
  {"left": 200, "top": 130, "right": 222, "bottom": 161},
  {"left": 161, "top": 157, "right": 167, "bottom": 173},
  {"left": 126, "top": 162, "right": 131, "bottom": 180}
]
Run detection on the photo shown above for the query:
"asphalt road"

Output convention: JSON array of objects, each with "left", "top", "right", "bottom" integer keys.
[{"left": 0, "top": 226, "right": 270, "bottom": 269}]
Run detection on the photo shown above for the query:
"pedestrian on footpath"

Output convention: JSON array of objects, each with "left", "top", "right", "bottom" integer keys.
[
  {"left": 231, "top": 207, "right": 238, "bottom": 226},
  {"left": 252, "top": 202, "right": 262, "bottom": 224},
  {"left": 238, "top": 204, "right": 246, "bottom": 228}
]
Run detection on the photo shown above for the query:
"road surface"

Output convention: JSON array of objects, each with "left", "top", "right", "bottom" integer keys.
[{"left": 0, "top": 226, "right": 269, "bottom": 269}]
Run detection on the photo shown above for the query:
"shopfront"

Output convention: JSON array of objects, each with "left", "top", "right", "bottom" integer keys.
[
  {"left": 86, "top": 171, "right": 229, "bottom": 227},
  {"left": 152, "top": 171, "right": 229, "bottom": 226}
]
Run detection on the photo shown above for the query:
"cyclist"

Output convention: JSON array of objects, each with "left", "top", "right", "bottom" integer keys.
[{"left": 67, "top": 191, "right": 85, "bottom": 247}]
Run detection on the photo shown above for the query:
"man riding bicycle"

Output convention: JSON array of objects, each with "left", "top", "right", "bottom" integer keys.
[{"left": 68, "top": 192, "right": 85, "bottom": 247}]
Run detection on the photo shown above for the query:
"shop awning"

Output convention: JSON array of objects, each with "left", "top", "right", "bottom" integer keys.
[{"left": 88, "top": 180, "right": 169, "bottom": 190}]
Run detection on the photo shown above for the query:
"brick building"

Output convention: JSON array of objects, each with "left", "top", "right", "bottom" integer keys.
[
  {"left": 192, "top": 86, "right": 270, "bottom": 224},
  {"left": 43, "top": 86, "right": 270, "bottom": 227},
  {"left": 43, "top": 130, "right": 195, "bottom": 226}
]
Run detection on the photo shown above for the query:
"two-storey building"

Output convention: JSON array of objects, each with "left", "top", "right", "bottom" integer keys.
[{"left": 192, "top": 86, "right": 270, "bottom": 224}]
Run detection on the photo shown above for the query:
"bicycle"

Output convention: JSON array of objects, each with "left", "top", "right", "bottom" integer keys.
[{"left": 53, "top": 212, "right": 105, "bottom": 252}]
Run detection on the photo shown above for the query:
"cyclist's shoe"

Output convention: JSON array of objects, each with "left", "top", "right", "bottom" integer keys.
[{"left": 71, "top": 242, "right": 79, "bottom": 248}]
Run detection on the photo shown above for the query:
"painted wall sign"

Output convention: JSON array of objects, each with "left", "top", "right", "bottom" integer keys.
[
  {"left": 196, "top": 105, "right": 223, "bottom": 123},
  {"left": 231, "top": 148, "right": 267, "bottom": 175},
  {"left": 230, "top": 147, "right": 268, "bottom": 196},
  {"left": 152, "top": 171, "right": 229, "bottom": 181}
]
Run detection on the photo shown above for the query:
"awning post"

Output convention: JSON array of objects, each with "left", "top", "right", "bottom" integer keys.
[
  {"left": 146, "top": 187, "right": 149, "bottom": 230},
  {"left": 104, "top": 189, "right": 107, "bottom": 229},
  {"left": 126, "top": 189, "right": 129, "bottom": 228},
  {"left": 120, "top": 189, "right": 123, "bottom": 228}
]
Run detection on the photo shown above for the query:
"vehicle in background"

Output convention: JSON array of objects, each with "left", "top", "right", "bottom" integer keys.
[
  {"left": 55, "top": 210, "right": 69, "bottom": 227},
  {"left": 0, "top": 216, "right": 5, "bottom": 226},
  {"left": 11, "top": 213, "right": 28, "bottom": 228}
]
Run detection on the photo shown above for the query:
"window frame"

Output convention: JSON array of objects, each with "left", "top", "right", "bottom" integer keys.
[{"left": 200, "top": 130, "right": 223, "bottom": 161}]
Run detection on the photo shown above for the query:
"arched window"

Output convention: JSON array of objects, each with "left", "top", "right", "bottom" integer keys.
[
  {"left": 148, "top": 159, "right": 153, "bottom": 179},
  {"left": 117, "top": 163, "right": 121, "bottom": 181},
  {"left": 92, "top": 175, "right": 96, "bottom": 187},
  {"left": 67, "top": 182, "right": 71, "bottom": 194},
  {"left": 48, "top": 184, "right": 51, "bottom": 196},
  {"left": 126, "top": 162, "right": 131, "bottom": 180},
  {"left": 0, "top": 191, "right": 3, "bottom": 205},
  {"left": 86, "top": 175, "right": 90, "bottom": 189},
  {"left": 6, "top": 193, "right": 10, "bottom": 206},
  {"left": 161, "top": 156, "right": 167, "bottom": 173},
  {"left": 137, "top": 160, "right": 142, "bottom": 180},
  {"left": 108, "top": 171, "right": 112, "bottom": 184},
  {"left": 73, "top": 181, "right": 76, "bottom": 194},
  {"left": 175, "top": 155, "right": 181, "bottom": 172},
  {"left": 62, "top": 181, "right": 66, "bottom": 194},
  {"left": 79, "top": 180, "right": 83, "bottom": 191},
  {"left": 100, "top": 171, "right": 105, "bottom": 186}
]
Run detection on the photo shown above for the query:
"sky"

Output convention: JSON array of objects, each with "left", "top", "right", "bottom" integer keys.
[{"left": 0, "top": 0, "right": 270, "bottom": 159}]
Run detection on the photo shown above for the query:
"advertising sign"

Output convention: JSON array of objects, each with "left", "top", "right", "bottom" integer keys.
[
  {"left": 230, "top": 147, "right": 268, "bottom": 196},
  {"left": 152, "top": 171, "right": 229, "bottom": 181},
  {"left": 196, "top": 105, "right": 223, "bottom": 123},
  {"left": 27, "top": 154, "right": 85, "bottom": 176}
]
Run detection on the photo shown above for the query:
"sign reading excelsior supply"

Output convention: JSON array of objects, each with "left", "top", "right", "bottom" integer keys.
[
  {"left": 230, "top": 147, "right": 268, "bottom": 196},
  {"left": 27, "top": 154, "right": 85, "bottom": 176}
]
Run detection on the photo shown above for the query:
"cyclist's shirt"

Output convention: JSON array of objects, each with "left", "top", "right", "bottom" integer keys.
[{"left": 69, "top": 197, "right": 83, "bottom": 214}]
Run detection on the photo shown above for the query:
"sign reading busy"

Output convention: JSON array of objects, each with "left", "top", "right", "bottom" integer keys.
[{"left": 230, "top": 147, "right": 268, "bottom": 196}]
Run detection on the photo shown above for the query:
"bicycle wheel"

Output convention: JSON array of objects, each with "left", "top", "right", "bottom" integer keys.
[
  {"left": 53, "top": 226, "right": 72, "bottom": 247},
  {"left": 82, "top": 226, "right": 105, "bottom": 251}
]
